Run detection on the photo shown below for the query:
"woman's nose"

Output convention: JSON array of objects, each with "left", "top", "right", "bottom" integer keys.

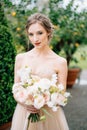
[{"left": 33, "top": 35, "right": 38, "bottom": 42}]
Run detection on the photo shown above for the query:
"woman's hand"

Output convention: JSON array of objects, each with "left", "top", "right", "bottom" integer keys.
[
  {"left": 24, "top": 105, "right": 39, "bottom": 113},
  {"left": 19, "top": 101, "right": 39, "bottom": 113},
  {"left": 14, "top": 94, "right": 39, "bottom": 113}
]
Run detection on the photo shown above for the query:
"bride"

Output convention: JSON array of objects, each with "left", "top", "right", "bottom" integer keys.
[{"left": 11, "top": 13, "right": 69, "bottom": 130}]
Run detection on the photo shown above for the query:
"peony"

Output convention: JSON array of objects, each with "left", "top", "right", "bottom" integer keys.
[
  {"left": 34, "top": 95, "right": 45, "bottom": 109},
  {"left": 15, "top": 88, "right": 28, "bottom": 103},
  {"left": 12, "top": 82, "right": 23, "bottom": 93},
  {"left": 51, "top": 93, "right": 58, "bottom": 105},
  {"left": 25, "top": 94, "right": 34, "bottom": 105},
  {"left": 43, "top": 91, "right": 50, "bottom": 102},
  {"left": 57, "top": 94, "right": 66, "bottom": 106},
  {"left": 26, "top": 84, "right": 38, "bottom": 95},
  {"left": 36, "top": 78, "right": 51, "bottom": 92}
]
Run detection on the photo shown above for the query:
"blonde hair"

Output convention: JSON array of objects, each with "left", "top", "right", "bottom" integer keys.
[{"left": 26, "top": 13, "right": 53, "bottom": 40}]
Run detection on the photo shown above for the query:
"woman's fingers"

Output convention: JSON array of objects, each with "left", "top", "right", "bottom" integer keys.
[
  {"left": 24, "top": 105, "right": 39, "bottom": 113},
  {"left": 19, "top": 103, "right": 39, "bottom": 113},
  {"left": 27, "top": 109, "right": 39, "bottom": 113}
]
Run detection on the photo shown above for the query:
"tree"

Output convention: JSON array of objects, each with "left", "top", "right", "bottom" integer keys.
[{"left": 48, "top": 0, "right": 87, "bottom": 66}]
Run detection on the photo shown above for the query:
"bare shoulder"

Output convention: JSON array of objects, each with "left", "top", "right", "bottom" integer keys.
[
  {"left": 15, "top": 52, "right": 26, "bottom": 62},
  {"left": 15, "top": 53, "right": 25, "bottom": 69},
  {"left": 53, "top": 54, "right": 67, "bottom": 72},
  {"left": 15, "top": 49, "right": 33, "bottom": 61},
  {"left": 15, "top": 50, "right": 34, "bottom": 67},
  {"left": 52, "top": 52, "right": 67, "bottom": 65},
  {"left": 57, "top": 55, "right": 67, "bottom": 65}
]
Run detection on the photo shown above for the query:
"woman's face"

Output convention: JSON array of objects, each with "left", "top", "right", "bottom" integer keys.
[{"left": 28, "top": 22, "right": 49, "bottom": 48}]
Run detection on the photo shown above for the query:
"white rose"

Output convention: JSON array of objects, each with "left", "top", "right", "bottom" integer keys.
[
  {"left": 17, "top": 67, "right": 31, "bottom": 82},
  {"left": 56, "top": 94, "right": 66, "bottom": 106},
  {"left": 51, "top": 74, "right": 58, "bottom": 83},
  {"left": 58, "top": 83, "right": 64, "bottom": 91},
  {"left": 12, "top": 83, "right": 22, "bottom": 93},
  {"left": 47, "top": 101, "right": 54, "bottom": 108},
  {"left": 51, "top": 93, "right": 58, "bottom": 105},
  {"left": 64, "top": 92, "right": 70, "bottom": 97}
]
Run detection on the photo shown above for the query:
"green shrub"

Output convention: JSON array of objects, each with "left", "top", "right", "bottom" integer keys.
[
  {"left": 0, "top": 2, "right": 8, "bottom": 27},
  {"left": 0, "top": 25, "right": 16, "bottom": 125},
  {"left": 0, "top": 2, "right": 16, "bottom": 125}
]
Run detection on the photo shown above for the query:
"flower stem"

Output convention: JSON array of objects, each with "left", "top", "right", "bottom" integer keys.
[{"left": 26, "top": 118, "right": 30, "bottom": 130}]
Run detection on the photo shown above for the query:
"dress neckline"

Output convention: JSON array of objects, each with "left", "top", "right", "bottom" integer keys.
[{"left": 18, "top": 66, "right": 58, "bottom": 80}]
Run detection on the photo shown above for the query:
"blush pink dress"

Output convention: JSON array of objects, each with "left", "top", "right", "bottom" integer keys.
[
  {"left": 11, "top": 103, "right": 69, "bottom": 130},
  {"left": 11, "top": 68, "right": 69, "bottom": 130}
]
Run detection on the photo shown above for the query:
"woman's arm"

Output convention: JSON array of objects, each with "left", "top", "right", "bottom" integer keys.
[
  {"left": 14, "top": 54, "right": 21, "bottom": 83},
  {"left": 13, "top": 54, "right": 22, "bottom": 102},
  {"left": 56, "top": 58, "right": 68, "bottom": 91},
  {"left": 13, "top": 54, "right": 39, "bottom": 113}
]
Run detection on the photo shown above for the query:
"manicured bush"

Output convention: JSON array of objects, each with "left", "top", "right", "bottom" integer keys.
[{"left": 0, "top": 2, "right": 16, "bottom": 125}]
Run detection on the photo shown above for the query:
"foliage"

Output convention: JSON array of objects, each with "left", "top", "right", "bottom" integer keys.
[
  {"left": 10, "top": 9, "right": 36, "bottom": 52},
  {"left": 3, "top": 0, "right": 38, "bottom": 52},
  {"left": 0, "top": 2, "right": 16, "bottom": 125},
  {"left": 49, "top": 0, "right": 87, "bottom": 66},
  {"left": 70, "top": 45, "right": 87, "bottom": 69},
  {"left": 0, "top": 2, "right": 8, "bottom": 26}
]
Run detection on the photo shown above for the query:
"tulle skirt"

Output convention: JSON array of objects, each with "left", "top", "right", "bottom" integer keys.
[{"left": 11, "top": 103, "right": 69, "bottom": 130}]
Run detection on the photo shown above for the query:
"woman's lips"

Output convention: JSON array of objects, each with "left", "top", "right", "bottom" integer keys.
[{"left": 35, "top": 42, "right": 41, "bottom": 46}]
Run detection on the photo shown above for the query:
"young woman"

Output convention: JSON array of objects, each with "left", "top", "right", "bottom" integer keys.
[{"left": 11, "top": 13, "right": 69, "bottom": 130}]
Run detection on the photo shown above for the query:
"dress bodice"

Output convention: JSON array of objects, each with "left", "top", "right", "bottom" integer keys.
[
  {"left": 31, "top": 67, "right": 57, "bottom": 79},
  {"left": 19, "top": 64, "right": 57, "bottom": 80}
]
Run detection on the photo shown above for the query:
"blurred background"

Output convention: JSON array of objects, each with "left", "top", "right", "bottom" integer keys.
[{"left": 0, "top": 0, "right": 87, "bottom": 130}]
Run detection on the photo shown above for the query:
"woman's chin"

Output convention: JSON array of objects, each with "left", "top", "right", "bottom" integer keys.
[{"left": 35, "top": 45, "right": 42, "bottom": 49}]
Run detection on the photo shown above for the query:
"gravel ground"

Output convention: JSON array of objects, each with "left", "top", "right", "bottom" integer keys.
[{"left": 64, "top": 70, "right": 87, "bottom": 130}]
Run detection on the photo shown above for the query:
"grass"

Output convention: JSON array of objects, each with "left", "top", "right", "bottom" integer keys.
[{"left": 70, "top": 45, "right": 87, "bottom": 69}]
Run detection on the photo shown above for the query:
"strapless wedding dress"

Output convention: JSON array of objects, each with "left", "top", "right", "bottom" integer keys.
[
  {"left": 11, "top": 68, "right": 69, "bottom": 130},
  {"left": 11, "top": 103, "right": 69, "bottom": 130}
]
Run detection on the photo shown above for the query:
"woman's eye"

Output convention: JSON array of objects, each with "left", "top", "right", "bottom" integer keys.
[
  {"left": 28, "top": 31, "right": 43, "bottom": 36},
  {"left": 38, "top": 31, "right": 43, "bottom": 35},
  {"left": 28, "top": 33, "right": 33, "bottom": 36}
]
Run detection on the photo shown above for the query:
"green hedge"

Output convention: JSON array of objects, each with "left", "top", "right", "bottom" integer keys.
[{"left": 0, "top": 25, "right": 16, "bottom": 125}]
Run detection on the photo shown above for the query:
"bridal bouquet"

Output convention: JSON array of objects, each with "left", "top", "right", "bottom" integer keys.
[{"left": 12, "top": 66, "right": 70, "bottom": 123}]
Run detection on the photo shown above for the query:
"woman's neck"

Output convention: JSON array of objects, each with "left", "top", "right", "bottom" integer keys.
[{"left": 33, "top": 45, "right": 52, "bottom": 56}]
